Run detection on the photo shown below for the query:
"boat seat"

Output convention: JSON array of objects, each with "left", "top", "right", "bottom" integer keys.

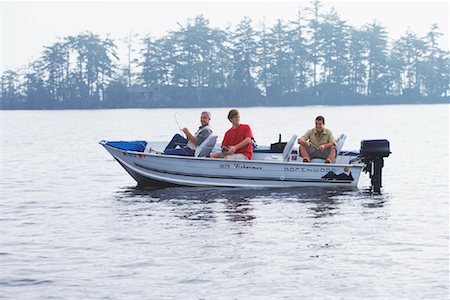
[
  {"left": 144, "top": 143, "right": 153, "bottom": 153},
  {"left": 282, "top": 135, "right": 298, "bottom": 162},
  {"left": 195, "top": 134, "right": 218, "bottom": 157},
  {"left": 335, "top": 133, "right": 346, "bottom": 154}
]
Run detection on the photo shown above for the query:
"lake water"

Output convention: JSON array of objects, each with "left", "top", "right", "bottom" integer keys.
[{"left": 1, "top": 104, "right": 449, "bottom": 299}]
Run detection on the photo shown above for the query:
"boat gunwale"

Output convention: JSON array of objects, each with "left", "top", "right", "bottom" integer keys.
[{"left": 101, "top": 142, "right": 364, "bottom": 168}]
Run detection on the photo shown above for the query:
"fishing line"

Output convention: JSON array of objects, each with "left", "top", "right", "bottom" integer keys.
[{"left": 174, "top": 113, "right": 183, "bottom": 133}]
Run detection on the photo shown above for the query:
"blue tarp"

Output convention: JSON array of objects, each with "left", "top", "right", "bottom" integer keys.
[{"left": 105, "top": 141, "right": 147, "bottom": 152}]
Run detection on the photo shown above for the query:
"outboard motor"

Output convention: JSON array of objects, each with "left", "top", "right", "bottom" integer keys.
[{"left": 359, "top": 139, "right": 391, "bottom": 193}]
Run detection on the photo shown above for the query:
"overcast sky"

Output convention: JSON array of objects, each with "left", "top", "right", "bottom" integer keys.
[{"left": 1, "top": 0, "right": 448, "bottom": 72}]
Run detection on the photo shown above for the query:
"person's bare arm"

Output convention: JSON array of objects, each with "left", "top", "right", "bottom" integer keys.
[
  {"left": 318, "top": 142, "right": 336, "bottom": 151},
  {"left": 227, "top": 137, "right": 251, "bottom": 154},
  {"left": 298, "top": 137, "right": 311, "bottom": 147},
  {"left": 182, "top": 128, "right": 196, "bottom": 144}
]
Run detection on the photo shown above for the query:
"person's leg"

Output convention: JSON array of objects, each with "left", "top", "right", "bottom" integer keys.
[
  {"left": 325, "top": 148, "right": 336, "bottom": 163},
  {"left": 165, "top": 134, "right": 188, "bottom": 150},
  {"left": 300, "top": 145, "right": 317, "bottom": 162},
  {"left": 210, "top": 152, "right": 226, "bottom": 158},
  {"left": 164, "top": 147, "right": 194, "bottom": 156},
  {"left": 224, "top": 153, "right": 248, "bottom": 160},
  {"left": 310, "top": 147, "right": 336, "bottom": 163},
  {"left": 299, "top": 146, "right": 311, "bottom": 162}
]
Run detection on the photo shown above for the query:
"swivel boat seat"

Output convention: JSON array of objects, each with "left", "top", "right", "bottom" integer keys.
[{"left": 195, "top": 134, "right": 218, "bottom": 157}]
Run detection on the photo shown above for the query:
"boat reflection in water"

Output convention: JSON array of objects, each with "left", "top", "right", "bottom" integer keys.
[{"left": 113, "top": 186, "right": 388, "bottom": 227}]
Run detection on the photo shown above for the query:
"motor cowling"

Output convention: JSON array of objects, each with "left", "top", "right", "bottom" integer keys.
[{"left": 359, "top": 139, "right": 391, "bottom": 193}]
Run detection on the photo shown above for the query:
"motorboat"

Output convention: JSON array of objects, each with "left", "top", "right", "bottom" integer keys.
[{"left": 100, "top": 134, "right": 390, "bottom": 192}]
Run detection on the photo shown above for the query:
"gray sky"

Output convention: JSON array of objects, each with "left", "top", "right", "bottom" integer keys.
[{"left": 1, "top": 0, "right": 449, "bottom": 72}]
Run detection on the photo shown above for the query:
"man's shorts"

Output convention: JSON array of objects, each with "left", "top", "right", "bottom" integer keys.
[
  {"left": 303, "top": 145, "right": 335, "bottom": 159},
  {"left": 214, "top": 152, "right": 248, "bottom": 160}
]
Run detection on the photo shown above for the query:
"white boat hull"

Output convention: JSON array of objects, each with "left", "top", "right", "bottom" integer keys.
[{"left": 101, "top": 142, "right": 363, "bottom": 188}]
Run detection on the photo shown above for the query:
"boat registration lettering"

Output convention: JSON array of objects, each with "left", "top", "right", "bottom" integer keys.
[
  {"left": 284, "top": 167, "right": 339, "bottom": 173},
  {"left": 233, "top": 163, "right": 262, "bottom": 170},
  {"left": 219, "top": 163, "right": 263, "bottom": 170}
]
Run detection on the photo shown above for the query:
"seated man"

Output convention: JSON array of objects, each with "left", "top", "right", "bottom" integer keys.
[
  {"left": 210, "top": 109, "right": 253, "bottom": 160},
  {"left": 164, "top": 111, "right": 212, "bottom": 156},
  {"left": 298, "top": 115, "right": 336, "bottom": 163}
]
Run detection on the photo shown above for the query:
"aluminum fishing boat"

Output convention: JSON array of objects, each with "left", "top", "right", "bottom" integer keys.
[{"left": 100, "top": 134, "right": 390, "bottom": 192}]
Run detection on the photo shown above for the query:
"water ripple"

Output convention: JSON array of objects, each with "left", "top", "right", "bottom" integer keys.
[
  {"left": 2, "top": 106, "right": 448, "bottom": 299},
  {"left": 0, "top": 279, "right": 53, "bottom": 287}
]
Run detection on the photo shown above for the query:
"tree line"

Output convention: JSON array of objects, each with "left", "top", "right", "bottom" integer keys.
[{"left": 1, "top": 1, "right": 449, "bottom": 109}]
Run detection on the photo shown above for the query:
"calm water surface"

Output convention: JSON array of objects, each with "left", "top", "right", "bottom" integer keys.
[{"left": 1, "top": 104, "right": 449, "bottom": 299}]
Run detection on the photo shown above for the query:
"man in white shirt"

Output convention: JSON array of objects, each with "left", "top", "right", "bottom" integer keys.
[{"left": 164, "top": 111, "right": 212, "bottom": 156}]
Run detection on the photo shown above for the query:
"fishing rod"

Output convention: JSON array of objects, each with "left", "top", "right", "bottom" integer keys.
[{"left": 174, "top": 113, "right": 183, "bottom": 133}]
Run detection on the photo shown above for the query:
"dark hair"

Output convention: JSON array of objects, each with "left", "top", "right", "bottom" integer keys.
[
  {"left": 315, "top": 115, "right": 325, "bottom": 124},
  {"left": 228, "top": 109, "right": 239, "bottom": 120}
]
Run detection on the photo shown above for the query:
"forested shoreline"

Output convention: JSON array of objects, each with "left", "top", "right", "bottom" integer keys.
[{"left": 1, "top": 1, "right": 449, "bottom": 110}]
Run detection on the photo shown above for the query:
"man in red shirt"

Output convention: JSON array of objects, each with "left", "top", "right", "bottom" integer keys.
[{"left": 211, "top": 109, "right": 253, "bottom": 160}]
